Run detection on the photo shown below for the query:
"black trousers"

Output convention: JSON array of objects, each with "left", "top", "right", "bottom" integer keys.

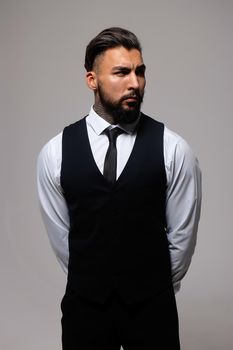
[{"left": 61, "top": 286, "right": 180, "bottom": 350}]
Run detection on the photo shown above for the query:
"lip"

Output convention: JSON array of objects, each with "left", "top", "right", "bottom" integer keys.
[{"left": 125, "top": 97, "right": 138, "bottom": 102}]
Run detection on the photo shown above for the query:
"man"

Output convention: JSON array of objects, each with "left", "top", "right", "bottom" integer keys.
[{"left": 37, "top": 27, "right": 202, "bottom": 350}]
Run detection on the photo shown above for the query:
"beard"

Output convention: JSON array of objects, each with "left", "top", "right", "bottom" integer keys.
[{"left": 97, "top": 84, "right": 144, "bottom": 124}]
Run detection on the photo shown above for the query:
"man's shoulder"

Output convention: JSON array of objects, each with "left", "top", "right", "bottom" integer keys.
[
  {"left": 43, "top": 131, "right": 63, "bottom": 151},
  {"left": 42, "top": 117, "right": 87, "bottom": 151},
  {"left": 164, "top": 126, "right": 193, "bottom": 152},
  {"left": 140, "top": 113, "right": 197, "bottom": 162},
  {"left": 164, "top": 126, "right": 184, "bottom": 145},
  {"left": 63, "top": 116, "right": 87, "bottom": 133},
  {"left": 140, "top": 113, "right": 193, "bottom": 153}
]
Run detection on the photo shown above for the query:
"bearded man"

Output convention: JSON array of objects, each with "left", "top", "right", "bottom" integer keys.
[{"left": 37, "top": 27, "right": 202, "bottom": 350}]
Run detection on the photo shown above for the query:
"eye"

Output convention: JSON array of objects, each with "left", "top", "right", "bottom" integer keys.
[
  {"left": 115, "top": 71, "right": 126, "bottom": 76},
  {"left": 136, "top": 67, "right": 146, "bottom": 77},
  {"left": 114, "top": 69, "right": 130, "bottom": 76}
]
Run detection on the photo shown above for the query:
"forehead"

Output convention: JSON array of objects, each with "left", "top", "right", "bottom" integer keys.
[{"left": 96, "top": 46, "right": 144, "bottom": 71}]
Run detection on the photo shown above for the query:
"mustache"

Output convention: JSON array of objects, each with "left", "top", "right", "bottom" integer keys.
[{"left": 120, "top": 91, "right": 143, "bottom": 103}]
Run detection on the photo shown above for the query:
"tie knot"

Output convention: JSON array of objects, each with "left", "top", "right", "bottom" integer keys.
[{"left": 104, "top": 127, "right": 124, "bottom": 144}]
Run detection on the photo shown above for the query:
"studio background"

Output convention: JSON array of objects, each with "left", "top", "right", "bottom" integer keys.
[{"left": 1, "top": 0, "right": 232, "bottom": 349}]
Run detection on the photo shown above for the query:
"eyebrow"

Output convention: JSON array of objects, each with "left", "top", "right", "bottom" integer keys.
[{"left": 112, "top": 64, "right": 146, "bottom": 72}]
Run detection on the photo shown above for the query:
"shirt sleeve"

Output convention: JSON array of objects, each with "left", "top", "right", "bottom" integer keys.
[
  {"left": 36, "top": 133, "right": 69, "bottom": 273},
  {"left": 164, "top": 127, "right": 202, "bottom": 293}
]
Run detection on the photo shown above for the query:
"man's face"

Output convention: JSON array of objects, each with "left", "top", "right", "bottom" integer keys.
[{"left": 89, "top": 46, "right": 146, "bottom": 124}]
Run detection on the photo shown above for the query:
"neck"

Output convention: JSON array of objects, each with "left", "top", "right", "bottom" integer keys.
[{"left": 93, "top": 102, "right": 115, "bottom": 125}]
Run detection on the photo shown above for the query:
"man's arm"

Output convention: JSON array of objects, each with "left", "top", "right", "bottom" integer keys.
[
  {"left": 36, "top": 133, "right": 69, "bottom": 273},
  {"left": 164, "top": 128, "right": 202, "bottom": 292}
]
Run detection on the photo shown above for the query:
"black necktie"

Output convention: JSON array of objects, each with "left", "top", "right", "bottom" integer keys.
[{"left": 103, "top": 127, "right": 124, "bottom": 184}]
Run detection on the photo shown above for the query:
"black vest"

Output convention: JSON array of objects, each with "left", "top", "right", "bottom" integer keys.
[{"left": 61, "top": 113, "right": 172, "bottom": 304}]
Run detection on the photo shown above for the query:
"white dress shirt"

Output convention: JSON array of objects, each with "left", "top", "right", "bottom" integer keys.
[{"left": 37, "top": 107, "right": 202, "bottom": 293}]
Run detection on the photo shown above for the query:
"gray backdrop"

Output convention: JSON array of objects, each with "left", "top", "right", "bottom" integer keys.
[{"left": 1, "top": 0, "right": 232, "bottom": 349}]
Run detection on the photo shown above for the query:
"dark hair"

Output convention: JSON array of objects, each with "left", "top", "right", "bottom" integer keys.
[{"left": 84, "top": 27, "right": 142, "bottom": 72}]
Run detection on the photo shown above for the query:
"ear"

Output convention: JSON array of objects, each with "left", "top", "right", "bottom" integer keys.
[{"left": 86, "top": 71, "right": 98, "bottom": 91}]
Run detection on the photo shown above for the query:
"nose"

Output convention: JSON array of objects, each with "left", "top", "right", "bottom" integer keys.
[{"left": 128, "top": 72, "right": 139, "bottom": 90}]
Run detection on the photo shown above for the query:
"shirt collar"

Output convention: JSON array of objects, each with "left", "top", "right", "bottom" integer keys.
[{"left": 86, "top": 106, "right": 141, "bottom": 136}]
